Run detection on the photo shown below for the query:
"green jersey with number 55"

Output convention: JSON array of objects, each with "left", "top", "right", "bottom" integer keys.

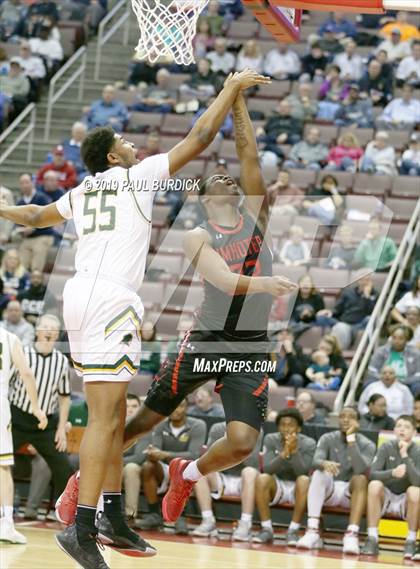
[{"left": 55, "top": 154, "right": 170, "bottom": 290}]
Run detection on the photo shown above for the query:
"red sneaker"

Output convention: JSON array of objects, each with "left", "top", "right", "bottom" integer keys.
[
  {"left": 55, "top": 472, "right": 80, "bottom": 526},
  {"left": 162, "top": 459, "right": 195, "bottom": 523}
]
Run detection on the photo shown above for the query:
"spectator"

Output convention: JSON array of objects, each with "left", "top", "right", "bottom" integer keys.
[
  {"left": 318, "top": 25, "right": 344, "bottom": 57},
  {"left": 0, "top": 278, "right": 11, "bottom": 320},
  {"left": 258, "top": 99, "right": 303, "bottom": 149},
  {"left": 188, "top": 387, "right": 225, "bottom": 418},
  {"left": 131, "top": 69, "right": 177, "bottom": 114},
  {"left": 18, "top": 41, "right": 46, "bottom": 82},
  {"left": 362, "top": 415, "right": 420, "bottom": 559},
  {"left": 253, "top": 409, "right": 316, "bottom": 545},
  {"left": 179, "top": 58, "right": 217, "bottom": 103},
  {"left": 207, "top": 38, "right": 235, "bottom": 75},
  {"left": 0, "top": 300, "right": 35, "bottom": 346},
  {"left": 358, "top": 59, "right": 393, "bottom": 107},
  {"left": 396, "top": 41, "right": 420, "bottom": 87},
  {"left": 285, "top": 82, "right": 318, "bottom": 122},
  {"left": 376, "top": 48, "right": 394, "bottom": 77},
  {"left": 375, "top": 28, "right": 411, "bottom": 63},
  {"left": 0, "top": 58, "right": 30, "bottom": 122},
  {"left": 202, "top": 0, "right": 227, "bottom": 36},
  {"left": 193, "top": 18, "right": 214, "bottom": 59},
  {"left": 290, "top": 274, "right": 331, "bottom": 329},
  {"left": 399, "top": 133, "right": 420, "bottom": 176},
  {"left": 192, "top": 422, "right": 262, "bottom": 541},
  {"left": 414, "top": 394, "right": 420, "bottom": 432},
  {"left": 17, "top": 269, "right": 57, "bottom": 325},
  {"left": 360, "top": 131, "right": 397, "bottom": 175},
  {"left": 269, "top": 328, "right": 309, "bottom": 389},
  {"left": 136, "top": 130, "right": 161, "bottom": 162},
  {"left": 25, "top": 1, "right": 60, "bottom": 33},
  {"left": 235, "top": 40, "right": 263, "bottom": 73},
  {"left": 36, "top": 146, "right": 77, "bottom": 192},
  {"left": 62, "top": 0, "right": 105, "bottom": 33},
  {"left": 284, "top": 127, "right": 328, "bottom": 171},
  {"left": 0, "top": 0, "right": 26, "bottom": 41},
  {"left": 127, "top": 59, "right": 158, "bottom": 89},
  {"left": 316, "top": 334, "right": 348, "bottom": 379},
  {"left": 28, "top": 23, "right": 64, "bottom": 71},
  {"left": 306, "top": 349, "right": 342, "bottom": 391},
  {"left": 379, "top": 10, "right": 420, "bottom": 43},
  {"left": 15, "top": 173, "right": 54, "bottom": 273},
  {"left": 377, "top": 83, "right": 420, "bottom": 130},
  {"left": 326, "top": 132, "right": 363, "bottom": 172},
  {"left": 302, "top": 174, "right": 344, "bottom": 225},
  {"left": 0, "top": 183, "right": 14, "bottom": 246},
  {"left": 38, "top": 170, "right": 65, "bottom": 203},
  {"left": 318, "top": 12, "right": 357, "bottom": 39},
  {"left": 85, "top": 85, "right": 129, "bottom": 132},
  {"left": 391, "top": 275, "right": 420, "bottom": 325},
  {"left": 301, "top": 43, "right": 329, "bottom": 81},
  {"left": 267, "top": 169, "right": 304, "bottom": 212},
  {"left": 263, "top": 45, "right": 301, "bottom": 80},
  {"left": 0, "top": 47, "right": 9, "bottom": 76},
  {"left": 359, "top": 394, "right": 395, "bottom": 431},
  {"left": 0, "top": 249, "right": 30, "bottom": 296},
  {"left": 354, "top": 219, "right": 397, "bottom": 272},
  {"left": 335, "top": 83, "right": 374, "bottom": 128},
  {"left": 334, "top": 39, "right": 364, "bottom": 82},
  {"left": 324, "top": 225, "right": 356, "bottom": 270},
  {"left": 296, "top": 391, "right": 326, "bottom": 424},
  {"left": 359, "top": 365, "right": 414, "bottom": 419},
  {"left": 297, "top": 407, "right": 376, "bottom": 554},
  {"left": 136, "top": 400, "right": 206, "bottom": 531},
  {"left": 279, "top": 225, "right": 310, "bottom": 267},
  {"left": 191, "top": 96, "right": 233, "bottom": 138},
  {"left": 57, "top": 121, "right": 88, "bottom": 183},
  {"left": 405, "top": 307, "right": 420, "bottom": 350},
  {"left": 218, "top": 0, "right": 244, "bottom": 19},
  {"left": 367, "top": 325, "right": 420, "bottom": 395},
  {"left": 9, "top": 314, "right": 73, "bottom": 512},
  {"left": 317, "top": 65, "right": 350, "bottom": 121},
  {"left": 331, "top": 274, "right": 378, "bottom": 350},
  {"left": 138, "top": 321, "right": 161, "bottom": 376}
]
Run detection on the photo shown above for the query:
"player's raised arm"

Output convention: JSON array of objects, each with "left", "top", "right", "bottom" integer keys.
[
  {"left": 183, "top": 228, "right": 296, "bottom": 297},
  {"left": 168, "top": 69, "right": 271, "bottom": 175},
  {"left": 0, "top": 198, "right": 66, "bottom": 229},
  {"left": 232, "top": 92, "right": 269, "bottom": 231}
]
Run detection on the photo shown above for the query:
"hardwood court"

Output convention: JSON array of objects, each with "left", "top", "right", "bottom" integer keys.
[{"left": 0, "top": 527, "right": 409, "bottom": 569}]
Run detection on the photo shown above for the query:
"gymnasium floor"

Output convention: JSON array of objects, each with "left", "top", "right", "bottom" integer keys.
[{"left": 0, "top": 522, "right": 411, "bottom": 569}]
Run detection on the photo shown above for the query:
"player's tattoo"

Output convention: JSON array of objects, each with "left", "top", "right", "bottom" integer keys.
[
  {"left": 197, "top": 127, "right": 214, "bottom": 145},
  {"left": 233, "top": 105, "right": 248, "bottom": 149}
]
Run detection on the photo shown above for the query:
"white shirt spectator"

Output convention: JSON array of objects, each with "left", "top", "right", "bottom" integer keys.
[
  {"left": 363, "top": 140, "right": 396, "bottom": 175},
  {"left": 17, "top": 54, "right": 46, "bottom": 80},
  {"left": 334, "top": 52, "right": 364, "bottom": 81},
  {"left": 29, "top": 36, "right": 63, "bottom": 65},
  {"left": 236, "top": 53, "right": 263, "bottom": 73},
  {"left": 380, "top": 96, "right": 420, "bottom": 125},
  {"left": 207, "top": 50, "right": 235, "bottom": 75},
  {"left": 358, "top": 379, "right": 414, "bottom": 419},
  {"left": 396, "top": 54, "right": 420, "bottom": 82},
  {"left": 375, "top": 39, "right": 411, "bottom": 62},
  {"left": 395, "top": 291, "right": 420, "bottom": 314},
  {"left": 263, "top": 48, "right": 301, "bottom": 78}
]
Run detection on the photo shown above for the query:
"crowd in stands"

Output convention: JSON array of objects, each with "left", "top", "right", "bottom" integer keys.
[{"left": 0, "top": 0, "right": 419, "bottom": 558}]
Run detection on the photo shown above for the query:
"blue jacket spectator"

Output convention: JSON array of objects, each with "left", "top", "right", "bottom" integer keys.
[
  {"left": 61, "top": 122, "right": 88, "bottom": 182},
  {"left": 318, "top": 12, "right": 357, "bottom": 39},
  {"left": 85, "top": 84, "right": 129, "bottom": 133},
  {"left": 335, "top": 83, "right": 374, "bottom": 127}
]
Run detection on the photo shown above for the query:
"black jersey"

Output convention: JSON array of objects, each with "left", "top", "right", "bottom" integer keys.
[{"left": 195, "top": 211, "right": 273, "bottom": 343}]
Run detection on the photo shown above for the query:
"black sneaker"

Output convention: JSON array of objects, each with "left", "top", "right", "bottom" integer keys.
[
  {"left": 135, "top": 512, "right": 163, "bottom": 530},
  {"left": 55, "top": 524, "right": 109, "bottom": 569},
  {"left": 174, "top": 516, "right": 189, "bottom": 535},
  {"left": 96, "top": 512, "right": 157, "bottom": 558}
]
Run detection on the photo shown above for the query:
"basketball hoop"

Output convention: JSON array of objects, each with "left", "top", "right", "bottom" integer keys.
[{"left": 131, "top": 0, "right": 210, "bottom": 65}]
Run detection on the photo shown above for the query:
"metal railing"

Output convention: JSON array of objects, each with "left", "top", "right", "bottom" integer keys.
[
  {"left": 44, "top": 46, "right": 87, "bottom": 140},
  {"left": 333, "top": 199, "right": 420, "bottom": 413},
  {"left": 0, "top": 103, "right": 37, "bottom": 166},
  {"left": 94, "top": 0, "right": 131, "bottom": 81}
]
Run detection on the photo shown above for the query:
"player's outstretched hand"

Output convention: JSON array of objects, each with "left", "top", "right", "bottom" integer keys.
[
  {"left": 265, "top": 275, "right": 298, "bottom": 297},
  {"left": 225, "top": 68, "right": 271, "bottom": 91}
]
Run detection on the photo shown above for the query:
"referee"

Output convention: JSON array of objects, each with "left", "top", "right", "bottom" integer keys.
[{"left": 10, "top": 313, "right": 73, "bottom": 501}]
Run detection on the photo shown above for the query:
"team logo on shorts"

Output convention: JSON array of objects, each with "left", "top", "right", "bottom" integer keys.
[{"left": 121, "top": 333, "right": 133, "bottom": 346}]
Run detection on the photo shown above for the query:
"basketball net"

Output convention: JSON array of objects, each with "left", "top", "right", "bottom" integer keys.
[{"left": 131, "top": 0, "right": 210, "bottom": 65}]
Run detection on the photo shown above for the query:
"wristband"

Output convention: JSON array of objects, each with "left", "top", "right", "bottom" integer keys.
[{"left": 346, "top": 434, "right": 356, "bottom": 443}]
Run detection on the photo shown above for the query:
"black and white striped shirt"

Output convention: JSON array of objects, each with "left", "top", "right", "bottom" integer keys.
[{"left": 9, "top": 345, "right": 70, "bottom": 415}]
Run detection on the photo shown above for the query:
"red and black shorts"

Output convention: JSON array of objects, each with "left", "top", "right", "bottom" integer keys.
[{"left": 144, "top": 329, "right": 269, "bottom": 431}]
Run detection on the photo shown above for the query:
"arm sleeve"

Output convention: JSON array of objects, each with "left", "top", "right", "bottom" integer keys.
[
  {"left": 312, "top": 434, "right": 330, "bottom": 470},
  {"left": 349, "top": 437, "right": 376, "bottom": 475},
  {"left": 164, "top": 421, "right": 207, "bottom": 461},
  {"left": 207, "top": 422, "right": 226, "bottom": 447},
  {"left": 124, "top": 434, "right": 152, "bottom": 466},
  {"left": 55, "top": 190, "right": 74, "bottom": 220},
  {"left": 370, "top": 445, "right": 394, "bottom": 482},
  {"left": 151, "top": 424, "right": 164, "bottom": 449},
  {"left": 58, "top": 357, "right": 71, "bottom": 396},
  {"left": 402, "top": 454, "right": 420, "bottom": 487},
  {"left": 262, "top": 435, "right": 280, "bottom": 474},
  {"left": 367, "top": 347, "right": 385, "bottom": 382}
]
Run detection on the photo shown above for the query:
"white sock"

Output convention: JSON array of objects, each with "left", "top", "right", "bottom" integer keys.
[
  {"left": 97, "top": 495, "right": 104, "bottom": 513},
  {"left": 261, "top": 520, "right": 273, "bottom": 531},
  {"left": 407, "top": 531, "right": 417, "bottom": 541},
  {"left": 347, "top": 524, "right": 359, "bottom": 534},
  {"left": 368, "top": 527, "right": 378, "bottom": 540},
  {"left": 183, "top": 460, "right": 203, "bottom": 482},
  {"left": 289, "top": 521, "right": 300, "bottom": 531},
  {"left": 308, "top": 517, "right": 319, "bottom": 531},
  {"left": 202, "top": 510, "right": 214, "bottom": 521},
  {"left": 241, "top": 513, "right": 252, "bottom": 524},
  {"left": 2, "top": 506, "right": 13, "bottom": 521}
]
